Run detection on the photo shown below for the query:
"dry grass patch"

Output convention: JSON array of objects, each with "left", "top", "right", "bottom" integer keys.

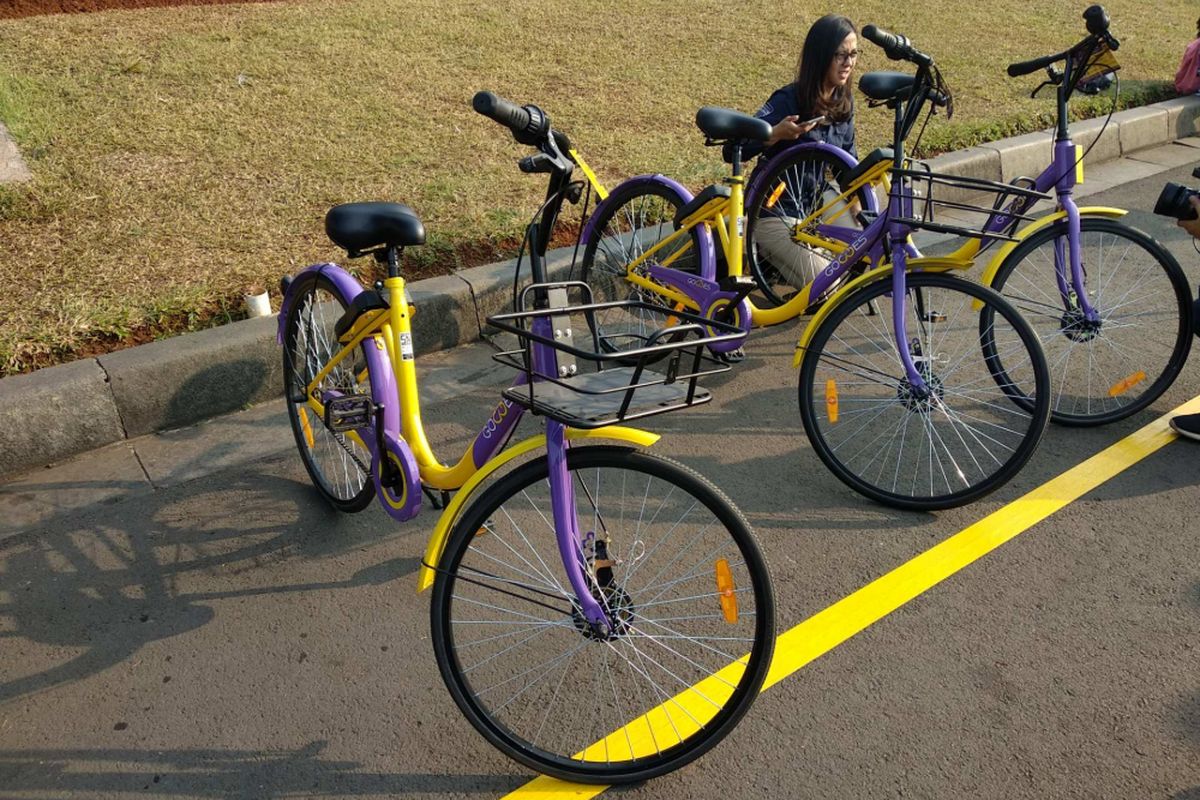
[{"left": 0, "top": 0, "right": 1190, "bottom": 373}]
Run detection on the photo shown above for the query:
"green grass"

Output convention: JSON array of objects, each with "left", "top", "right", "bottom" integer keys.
[{"left": 0, "top": 0, "right": 1192, "bottom": 374}]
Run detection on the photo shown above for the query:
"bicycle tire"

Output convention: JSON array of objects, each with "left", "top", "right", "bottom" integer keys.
[
  {"left": 281, "top": 272, "right": 376, "bottom": 511},
  {"left": 430, "top": 446, "right": 774, "bottom": 784},
  {"left": 987, "top": 217, "right": 1192, "bottom": 426},
  {"left": 798, "top": 272, "right": 1051, "bottom": 510},
  {"left": 580, "top": 181, "right": 708, "bottom": 360},
  {"left": 745, "top": 146, "right": 874, "bottom": 308}
]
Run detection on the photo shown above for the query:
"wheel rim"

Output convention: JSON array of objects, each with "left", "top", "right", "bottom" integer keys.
[
  {"left": 748, "top": 150, "right": 869, "bottom": 307},
  {"left": 993, "top": 220, "right": 1189, "bottom": 424},
  {"left": 586, "top": 188, "right": 700, "bottom": 354},
  {"left": 802, "top": 275, "right": 1048, "bottom": 507},
  {"left": 438, "top": 454, "right": 770, "bottom": 778},
  {"left": 284, "top": 284, "right": 373, "bottom": 502}
]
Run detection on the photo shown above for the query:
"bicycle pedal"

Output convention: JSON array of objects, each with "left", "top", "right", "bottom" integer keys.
[
  {"left": 922, "top": 311, "right": 947, "bottom": 323},
  {"left": 324, "top": 394, "right": 373, "bottom": 432}
]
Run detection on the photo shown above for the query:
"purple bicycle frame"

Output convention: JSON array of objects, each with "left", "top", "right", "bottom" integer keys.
[{"left": 971, "top": 137, "right": 1097, "bottom": 320}]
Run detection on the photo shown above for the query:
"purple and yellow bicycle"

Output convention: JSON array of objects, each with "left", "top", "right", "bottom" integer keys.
[
  {"left": 276, "top": 93, "right": 775, "bottom": 784},
  {"left": 573, "top": 27, "right": 1056, "bottom": 511},
  {"left": 733, "top": 6, "right": 1190, "bottom": 428}
]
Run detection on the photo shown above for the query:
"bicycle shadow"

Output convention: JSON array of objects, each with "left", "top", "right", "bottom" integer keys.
[
  {"left": 0, "top": 742, "right": 523, "bottom": 797},
  {"left": 0, "top": 460, "right": 423, "bottom": 707}
]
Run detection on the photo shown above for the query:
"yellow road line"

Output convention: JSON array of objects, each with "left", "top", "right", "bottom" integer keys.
[{"left": 503, "top": 395, "right": 1200, "bottom": 799}]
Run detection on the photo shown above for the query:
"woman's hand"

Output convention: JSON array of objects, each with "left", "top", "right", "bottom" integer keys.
[{"left": 766, "top": 115, "right": 820, "bottom": 146}]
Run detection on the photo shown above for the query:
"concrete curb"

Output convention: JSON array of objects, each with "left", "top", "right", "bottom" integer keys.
[{"left": 3, "top": 95, "right": 1199, "bottom": 478}]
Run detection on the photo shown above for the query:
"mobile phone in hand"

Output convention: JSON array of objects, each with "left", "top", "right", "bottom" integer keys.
[{"left": 801, "top": 115, "right": 827, "bottom": 127}]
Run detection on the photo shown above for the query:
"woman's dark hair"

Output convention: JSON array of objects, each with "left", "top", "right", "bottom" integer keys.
[
  {"left": 1196, "top": 16, "right": 1199, "bottom": 38},
  {"left": 794, "top": 14, "right": 857, "bottom": 123}
]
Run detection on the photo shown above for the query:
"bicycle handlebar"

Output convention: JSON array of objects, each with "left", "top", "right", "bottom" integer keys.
[
  {"left": 472, "top": 90, "right": 550, "bottom": 146},
  {"left": 1007, "top": 50, "right": 1071, "bottom": 78},
  {"left": 861, "top": 24, "right": 932, "bottom": 67},
  {"left": 1007, "top": 5, "right": 1119, "bottom": 78}
]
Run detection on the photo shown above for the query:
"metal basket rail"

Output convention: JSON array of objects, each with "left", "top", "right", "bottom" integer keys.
[
  {"left": 890, "top": 163, "right": 1051, "bottom": 242},
  {"left": 486, "top": 281, "right": 745, "bottom": 429}
]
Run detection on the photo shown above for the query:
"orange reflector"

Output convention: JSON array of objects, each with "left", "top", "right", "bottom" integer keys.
[
  {"left": 766, "top": 182, "right": 786, "bottom": 210},
  {"left": 299, "top": 407, "right": 315, "bottom": 448},
  {"left": 715, "top": 558, "right": 738, "bottom": 624},
  {"left": 825, "top": 379, "right": 839, "bottom": 423},
  {"left": 1109, "top": 371, "right": 1146, "bottom": 398}
]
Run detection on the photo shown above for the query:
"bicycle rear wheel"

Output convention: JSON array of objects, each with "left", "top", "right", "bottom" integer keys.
[
  {"left": 798, "top": 272, "right": 1051, "bottom": 510},
  {"left": 745, "top": 146, "right": 873, "bottom": 308},
  {"left": 281, "top": 272, "right": 375, "bottom": 511},
  {"left": 580, "top": 181, "right": 707, "bottom": 358},
  {"left": 430, "top": 447, "right": 774, "bottom": 784},
  {"left": 988, "top": 217, "right": 1192, "bottom": 426}
]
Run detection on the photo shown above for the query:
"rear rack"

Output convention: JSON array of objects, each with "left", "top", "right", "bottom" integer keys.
[{"left": 486, "top": 281, "right": 745, "bottom": 428}]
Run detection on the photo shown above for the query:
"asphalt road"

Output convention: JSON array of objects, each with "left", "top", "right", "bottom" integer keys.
[{"left": 2, "top": 157, "right": 1199, "bottom": 799}]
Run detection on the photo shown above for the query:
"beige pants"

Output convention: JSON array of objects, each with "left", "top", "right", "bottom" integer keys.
[{"left": 753, "top": 216, "right": 833, "bottom": 289}]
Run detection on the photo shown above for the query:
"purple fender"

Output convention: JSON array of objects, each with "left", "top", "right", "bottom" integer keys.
[
  {"left": 746, "top": 141, "right": 880, "bottom": 215},
  {"left": 580, "top": 174, "right": 719, "bottom": 281},
  {"left": 276, "top": 263, "right": 366, "bottom": 344}
]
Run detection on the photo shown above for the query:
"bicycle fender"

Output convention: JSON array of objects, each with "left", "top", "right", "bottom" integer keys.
[
  {"left": 416, "top": 426, "right": 660, "bottom": 593},
  {"left": 275, "top": 262, "right": 364, "bottom": 344},
  {"left": 791, "top": 258, "right": 972, "bottom": 368},
  {"left": 977, "top": 207, "right": 1127, "bottom": 289}
]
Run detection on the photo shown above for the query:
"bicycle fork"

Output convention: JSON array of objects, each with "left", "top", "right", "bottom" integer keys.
[{"left": 545, "top": 420, "right": 613, "bottom": 635}]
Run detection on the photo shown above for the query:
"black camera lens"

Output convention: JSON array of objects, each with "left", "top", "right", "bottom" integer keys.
[{"left": 1154, "top": 182, "right": 1200, "bottom": 221}]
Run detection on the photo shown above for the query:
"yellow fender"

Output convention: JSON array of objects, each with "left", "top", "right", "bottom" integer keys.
[
  {"left": 792, "top": 256, "right": 973, "bottom": 368},
  {"left": 415, "top": 426, "right": 660, "bottom": 592},
  {"left": 977, "top": 206, "right": 1127, "bottom": 288}
]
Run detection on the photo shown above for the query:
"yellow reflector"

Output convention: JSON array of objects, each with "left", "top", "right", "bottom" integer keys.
[
  {"left": 1075, "top": 144, "right": 1084, "bottom": 184},
  {"left": 765, "top": 182, "right": 786, "bottom": 209},
  {"left": 299, "top": 407, "right": 315, "bottom": 449},
  {"left": 715, "top": 559, "right": 738, "bottom": 624},
  {"left": 825, "top": 379, "right": 839, "bottom": 423},
  {"left": 1109, "top": 371, "right": 1146, "bottom": 398}
]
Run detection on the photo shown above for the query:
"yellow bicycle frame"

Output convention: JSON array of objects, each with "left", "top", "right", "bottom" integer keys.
[{"left": 297, "top": 272, "right": 658, "bottom": 592}]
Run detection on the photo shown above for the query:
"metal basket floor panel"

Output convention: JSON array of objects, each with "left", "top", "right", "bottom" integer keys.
[{"left": 502, "top": 367, "right": 710, "bottom": 428}]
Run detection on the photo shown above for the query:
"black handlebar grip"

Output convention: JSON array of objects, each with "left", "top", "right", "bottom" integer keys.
[
  {"left": 473, "top": 91, "right": 531, "bottom": 132},
  {"left": 862, "top": 24, "right": 932, "bottom": 67},
  {"left": 1007, "top": 53, "right": 1059, "bottom": 77},
  {"left": 862, "top": 24, "right": 900, "bottom": 55}
]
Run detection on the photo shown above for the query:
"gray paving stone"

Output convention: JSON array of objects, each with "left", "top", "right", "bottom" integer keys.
[
  {"left": 0, "top": 359, "right": 124, "bottom": 477},
  {"left": 1071, "top": 117, "right": 1122, "bottom": 166},
  {"left": 984, "top": 130, "right": 1055, "bottom": 183},
  {"left": 924, "top": 146, "right": 1004, "bottom": 207},
  {"left": 1072, "top": 157, "right": 1170, "bottom": 200},
  {"left": 1150, "top": 96, "right": 1200, "bottom": 140},
  {"left": 0, "top": 440, "right": 149, "bottom": 538},
  {"left": 133, "top": 398, "right": 294, "bottom": 488},
  {"left": 407, "top": 273, "right": 476, "bottom": 355},
  {"left": 0, "top": 122, "right": 31, "bottom": 183},
  {"left": 459, "top": 245, "right": 576, "bottom": 335},
  {"left": 1113, "top": 106, "right": 1169, "bottom": 155},
  {"left": 1125, "top": 142, "right": 1200, "bottom": 168},
  {"left": 100, "top": 315, "right": 282, "bottom": 439}
]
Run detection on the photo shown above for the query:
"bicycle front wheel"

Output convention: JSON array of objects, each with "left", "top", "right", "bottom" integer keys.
[
  {"left": 430, "top": 447, "right": 774, "bottom": 784},
  {"left": 988, "top": 217, "right": 1192, "bottom": 426},
  {"left": 580, "top": 181, "right": 707, "bottom": 358},
  {"left": 799, "top": 272, "right": 1051, "bottom": 510},
  {"left": 281, "top": 272, "right": 375, "bottom": 511}
]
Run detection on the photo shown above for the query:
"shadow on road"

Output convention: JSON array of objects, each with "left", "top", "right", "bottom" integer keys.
[
  {"left": 0, "top": 463, "right": 419, "bottom": 706},
  {"left": 0, "top": 741, "right": 522, "bottom": 797}
]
